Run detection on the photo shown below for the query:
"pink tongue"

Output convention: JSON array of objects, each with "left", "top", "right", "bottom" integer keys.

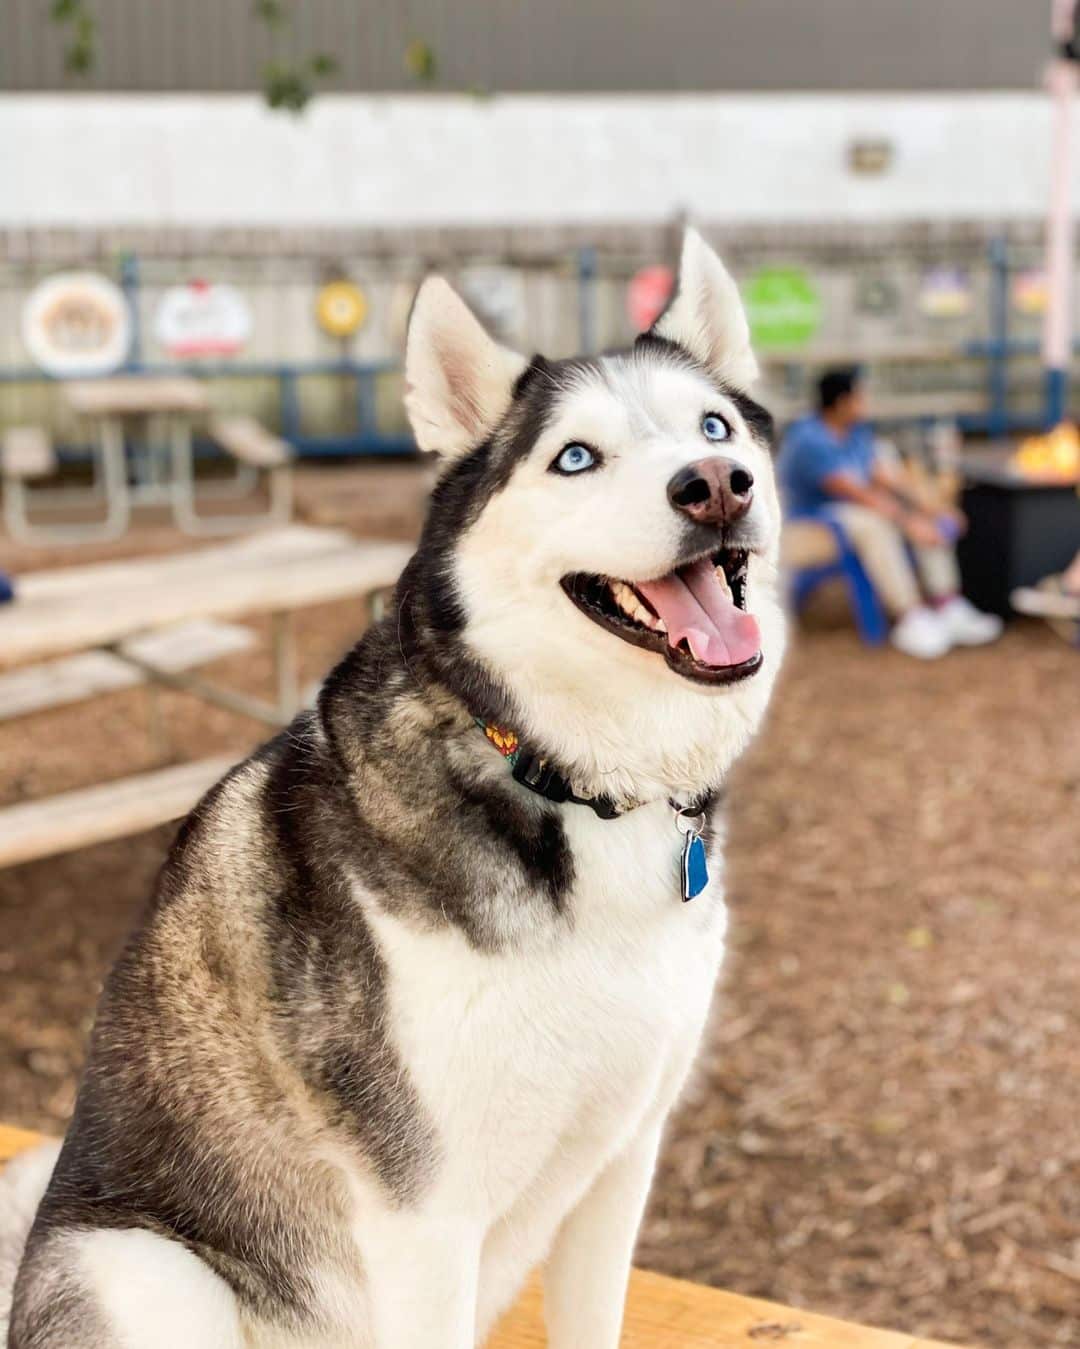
[{"left": 636, "top": 556, "right": 761, "bottom": 668}]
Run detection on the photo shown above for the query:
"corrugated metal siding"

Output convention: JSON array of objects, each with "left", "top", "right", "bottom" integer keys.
[{"left": 0, "top": 0, "right": 1051, "bottom": 94}]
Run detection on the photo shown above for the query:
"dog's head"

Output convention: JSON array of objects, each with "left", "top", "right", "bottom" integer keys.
[{"left": 402, "top": 230, "right": 786, "bottom": 804}]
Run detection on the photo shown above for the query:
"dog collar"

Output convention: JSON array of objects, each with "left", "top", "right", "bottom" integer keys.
[
  {"left": 475, "top": 720, "right": 715, "bottom": 901},
  {"left": 477, "top": 720, "right": 624, "bottom": 819}
]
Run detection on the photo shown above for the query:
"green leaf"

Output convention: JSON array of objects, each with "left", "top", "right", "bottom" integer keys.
[
  {"left": 50, "top": 0, "right": 80, "bottom": 20},
  {"left": 309, "top": 52, "right": 338, "bottom": 78},
  {"left": 262, "top": 62, "right": 312, "bottom": 113},
  {"left": 253, "top": 0, "right": 286, "bottom": 28},
  {"left": 64, "top": 37, "right": 94, "bottom": 73},
  {"left": 403, "top": 39, "right": 437, "bottom": 82}
]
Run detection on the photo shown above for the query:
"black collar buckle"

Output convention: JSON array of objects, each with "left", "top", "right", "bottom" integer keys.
[{"left": 512, "top": 751, "right": 621, "bottom": 820}]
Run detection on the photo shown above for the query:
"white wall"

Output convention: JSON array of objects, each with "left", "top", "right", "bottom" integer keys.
[{"left": 2, "top": 92, "right": 1064, "bottom": 228}]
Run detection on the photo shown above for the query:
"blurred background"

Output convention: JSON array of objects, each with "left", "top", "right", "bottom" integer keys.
[{"left": 2, "top": 3, "right": 1079, "bottom": 1346}]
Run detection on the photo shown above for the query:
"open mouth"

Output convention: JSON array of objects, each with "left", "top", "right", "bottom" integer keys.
[{"left": 560, "top": 548, "right": 764, "bottom": 685}]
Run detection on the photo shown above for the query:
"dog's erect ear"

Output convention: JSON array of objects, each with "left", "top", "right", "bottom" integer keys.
[
  {"left": 650, "top": 228, "right": 759, "bottom": 392},
  {"left": 405, "top": 277, "right": 528, "bottom": 461}
]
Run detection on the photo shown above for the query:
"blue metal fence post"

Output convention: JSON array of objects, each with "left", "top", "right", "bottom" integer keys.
[
  {"left": 356, "top": 364, "right": 375, "bottom": 446},
  {"left": 279, "top": 367, "right": 301, "bottom": 443},
  {"left": 577, "top": 246, "right": 598, "bottom": 354},
  {"left": 120, "top": 252, "right": 142, "bottom": 369},
  {"left": 987, "top": 236, "right": 1010, "bottom": 439}
]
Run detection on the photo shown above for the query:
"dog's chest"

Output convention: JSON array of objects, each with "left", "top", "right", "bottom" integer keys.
[{"left": 364, "top": 804, "right": 727, "bottom": 1214}]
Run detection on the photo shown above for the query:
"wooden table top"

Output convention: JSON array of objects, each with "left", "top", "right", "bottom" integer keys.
[
  {"left": 0, "top": 1125, "right": 964, "bottom": 1348},
  {"left": 0, "top": 527, "right": 410, "bottom": 669},
  {"left": 63, "top": 375, "right": 210, "bottom": 417}
]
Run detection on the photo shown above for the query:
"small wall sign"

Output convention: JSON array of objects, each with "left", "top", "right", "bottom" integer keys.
[
  {"left": 918, "top": 267, "right": 973, "bottom": 320},
  {"left": 626, "top": 265, "right": 676, "bottom": 333},
  {"left": 459, "top": 267, "right": 525, "bottom": 342},
  {"left": 22, "top": 272, "right": 131, "bottom": 377},
  {"left": 154, "top": 282, "right": 252, "bottom": 357},
  {"left": 1012, "top": 269, "right": 1049, "bottom": 317},
  {"left": 316, "top": 280, "right": 369, "bottom": 339},
  {"left": 745, "top": 267, "right": 822, "bottom": 348}
]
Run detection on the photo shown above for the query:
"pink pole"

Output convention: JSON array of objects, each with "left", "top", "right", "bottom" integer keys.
[{"left": 1044, "top": 2, "right": 1079, "bottom": 423}]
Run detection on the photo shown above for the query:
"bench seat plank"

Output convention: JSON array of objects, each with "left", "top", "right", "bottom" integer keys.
[
  {"left": 0, "top": 621, "right": 255, "bottom": 722},
  {"left": 492, "top": 1269, "right": 959, "bottom": 1348},
  {"left": 2, "top": 427, "right": 56, "bottom": 480},
  {"left": 0, "top": 756, "right": 236, "bottom": 869},
  {"left": 210, "top": 415, "right": 292, "bottom": 467}
]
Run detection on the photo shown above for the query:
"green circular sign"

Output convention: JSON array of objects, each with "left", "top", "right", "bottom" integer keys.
[{"left": 744, "top": 267, "right": 822, "bottom": 348}]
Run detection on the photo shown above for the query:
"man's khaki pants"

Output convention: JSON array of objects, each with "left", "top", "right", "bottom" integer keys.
[{"left": 786, "top": 505, "right": 961, "bottom": 616}]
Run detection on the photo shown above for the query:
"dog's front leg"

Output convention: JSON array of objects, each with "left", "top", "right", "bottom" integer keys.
[
  {"left": 542, "top": 1121, "right": 664, "bottom": 1349},
  {"left": 358, "top": 1211, "right": 480, "bottom": 1348}
]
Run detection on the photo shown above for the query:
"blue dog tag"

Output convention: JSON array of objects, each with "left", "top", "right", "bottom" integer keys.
[
  {"left": 675, "top": 807, "right": 709, "bottom": 902},
  {"left": 681, "top": 833, "right": 709, "bottom": 902}
]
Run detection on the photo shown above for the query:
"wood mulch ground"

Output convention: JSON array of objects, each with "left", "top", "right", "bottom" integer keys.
[{"left": 2, "top": 462, "right": 1079, "bottom": 1346}]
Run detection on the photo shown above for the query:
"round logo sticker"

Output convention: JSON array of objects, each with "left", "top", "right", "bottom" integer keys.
[
  {"left": 744, "top": 267, "right": 822, "bottom": 348},
  {"left": 316, "top": 280, "right": 368, "bottom": 339},
  {"left": 22, "top": 272, "right": 131, "bottom": 377}
]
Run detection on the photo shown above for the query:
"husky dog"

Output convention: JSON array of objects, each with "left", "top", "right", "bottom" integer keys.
[{"left": 2, "top": 230, "right": 785, "bottom": 1349}]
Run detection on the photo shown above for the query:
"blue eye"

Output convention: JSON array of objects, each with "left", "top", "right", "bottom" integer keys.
[
  {"left": 553, "top": 443, "right": 597, "bottom": 475},
  {"left": 702, "top": 414, "right": 731, "bottom": 442}
]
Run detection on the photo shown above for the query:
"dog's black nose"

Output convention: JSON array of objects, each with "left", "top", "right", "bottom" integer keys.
[{"left": 667, "top": 457, "right": 754, "bottom": 526}]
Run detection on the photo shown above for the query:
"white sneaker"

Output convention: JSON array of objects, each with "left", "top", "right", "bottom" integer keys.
[
  {"left": 937, "top": 596, "right": 1004, "bottom": 646},
  {"left": 890, "top": 606, "right": 951, "bottom": 660}
]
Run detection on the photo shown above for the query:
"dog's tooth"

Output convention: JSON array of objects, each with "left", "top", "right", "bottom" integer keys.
[
  {"left": 611, "top": 581, "right": 637, "bottom": 618},
  {"left": 635, "top": 597, "right": 665, "bottom": 632},
  {"left": 715, "top": 565, "right": 732, "bottom": 598},
  {"left": 607, "top": 579, "right": 667, "bottom": 632}
]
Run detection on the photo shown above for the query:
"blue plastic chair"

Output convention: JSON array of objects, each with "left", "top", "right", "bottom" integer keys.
[{"left": 789, "top": 516, "right": 889, "bottom": 645}]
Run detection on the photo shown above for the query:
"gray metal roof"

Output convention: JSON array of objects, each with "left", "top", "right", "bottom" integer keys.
[{"left": 0, "top": 0, "right": 1049, "bottom": 94}]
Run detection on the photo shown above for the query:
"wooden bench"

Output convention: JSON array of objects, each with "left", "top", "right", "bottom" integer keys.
[
  {"left": 1, "top": 426, "right": 87, "bottom": 545},
  {"left": 2, "top": 427, "right": 56, "bottom": 481},
  {"left": 2, "top": 418, "right": 133, "bottom": 545},
  {"left": 0, "top": 1126, "right": 962, "bottom": 1347},
  {"left": 166, "top": 414, "right": 295, "bottom": 534},
  {"left": 0, "top": 756, "right": 236, "bottom": 870}
]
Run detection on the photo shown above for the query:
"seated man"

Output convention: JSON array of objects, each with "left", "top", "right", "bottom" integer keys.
[{"left": 778, "top": 366, "right": 1002, "bottom": 659}]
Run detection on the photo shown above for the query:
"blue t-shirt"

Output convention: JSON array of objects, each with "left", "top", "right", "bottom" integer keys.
[{"left": 777, "top": 415, "right": 876, "bottom": 518}]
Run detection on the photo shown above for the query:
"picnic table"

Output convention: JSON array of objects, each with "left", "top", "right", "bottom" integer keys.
[
  {"left": 0, "top": 526, "right": 411, "bottom": 868},
  {"left": 0, "top": 1125, "right": 964, "bottom": 1348},
  {"left": 3, "top": 376, "right": 292, "bottom": 543},
  {"left": 65, "top": 375, "right": 209, "bottom": 497}
]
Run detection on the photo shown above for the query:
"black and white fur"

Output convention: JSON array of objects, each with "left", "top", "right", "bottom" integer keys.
[{"left": 1, "top": 230, "right": 785, "bottom": 1349}]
